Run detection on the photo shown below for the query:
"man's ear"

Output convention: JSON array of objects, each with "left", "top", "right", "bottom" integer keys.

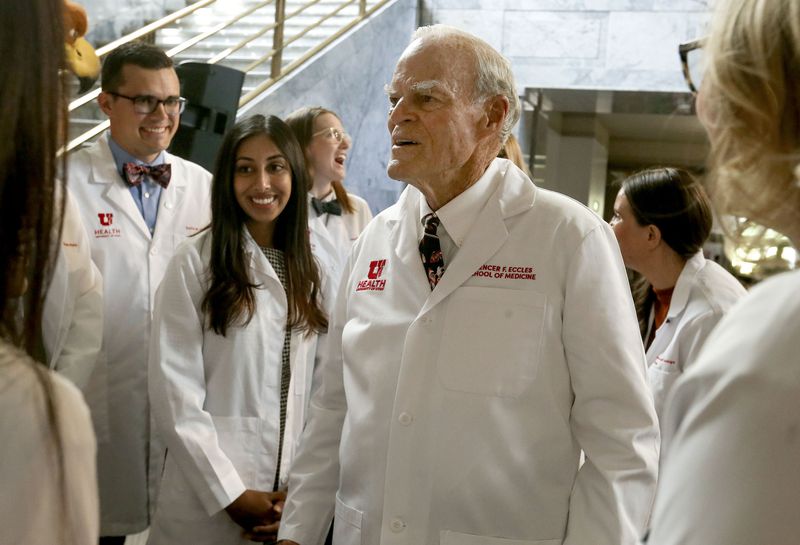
[
  {"left": 483, "top": 94, "right": 509, "bottom": 134},
  {"left": 98, "top": 91, "right": 113, "bottom": 117}
]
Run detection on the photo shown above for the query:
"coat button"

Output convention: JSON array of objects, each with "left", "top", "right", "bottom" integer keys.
[
  {"left": 150, "top": 248, "right": 157, "bottom": 256},
  {"left": 398, "top": 412, "right": 413, "bottom": 426},
  {"left": 390, "top": 518, "right": 406, "bottom": 533},
  {"left": 164, "top": 201, "right": 174, "bottom": 209}
]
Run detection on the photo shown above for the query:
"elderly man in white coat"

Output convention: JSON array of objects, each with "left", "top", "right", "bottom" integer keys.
[
  {"left": 277, "top": 25, "right": 659, "bottom": 545},
  {"left": 68, "top": 42, "right": 212, "bottom": 542}
]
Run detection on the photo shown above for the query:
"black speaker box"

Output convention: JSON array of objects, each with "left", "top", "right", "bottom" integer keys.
[{"left": 170, "top": 62, "right": 245, "bottom": 171}]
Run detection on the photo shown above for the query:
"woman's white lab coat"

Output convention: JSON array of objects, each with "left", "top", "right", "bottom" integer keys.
[
  {"left": 147, "top": 230, "right": 327, "bottom": 545},
  {"left": 648, "top": 269, "right": 800, "bottom": 545},
  {"left": 645, "top": 252, "right": 746, "bottom": 422}
]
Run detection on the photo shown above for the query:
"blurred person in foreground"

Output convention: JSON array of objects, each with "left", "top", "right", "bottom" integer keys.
[
  {"left": 647, "top": 1, "right": 800, "bottom": 544},
  {"left": 277, "top": 24, "right": 659, "bottom": 545},
  {"left": 0, "top": 0, "right": 99, "bottom": 542}
]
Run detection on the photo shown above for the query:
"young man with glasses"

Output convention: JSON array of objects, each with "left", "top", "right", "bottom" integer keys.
[{"left": 66, "top": 41, "right": 212, "bottom": 544}]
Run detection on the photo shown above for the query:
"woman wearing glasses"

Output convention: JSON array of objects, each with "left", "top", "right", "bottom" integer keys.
[
  {"left": 285, "top": 107, "right": 373, "bottom": 287},
  {"left": 647, "top": 1, "right": 800, "bottom": 543}
]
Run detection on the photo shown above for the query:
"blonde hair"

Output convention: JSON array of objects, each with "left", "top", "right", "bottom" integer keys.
[
  {"left": 703, "top": 0, "right": 800, "bottom": 238},
  {"left": 498, "top": 134, "right": 530, "bottom": 177}
]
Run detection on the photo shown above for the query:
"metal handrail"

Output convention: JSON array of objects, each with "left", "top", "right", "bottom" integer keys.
[
  {"left": 240, "top": 0, "right": 388, "bottom": 106},
  {"left": 66, "top": 0, "right": 391, "bottom": 152},
  {"left": 68, "top": 0, "right": 217, "bottom": 112},
  {"left": 244, "top": 0, "right": 357, "bottom": 73}
]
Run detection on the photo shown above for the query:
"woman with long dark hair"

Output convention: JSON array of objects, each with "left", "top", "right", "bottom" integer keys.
[
  {"left": 285, "top": 107, "right": 373, "bottom": 282},
  {"left": 610, "top": 167, "right": 745, "bottom": 424},
  {"left": 0, "top": 0, "right": 99, "bottom": 542},
  {"left": 147, "top": 114, "right": 328, "bottom": 544}
]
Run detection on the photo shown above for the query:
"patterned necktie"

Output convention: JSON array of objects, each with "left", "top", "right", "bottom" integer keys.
[
  {"left": 311, "top": 196, "right": 342, "bottom": 216},
  {"left": 123, "top": 162, "right": 172, "bottom": 188},
  {"left": 419, "top": 213, "right": 445, "bottom": 290}
]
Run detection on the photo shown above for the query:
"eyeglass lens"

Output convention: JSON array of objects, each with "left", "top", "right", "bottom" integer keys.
[{"left": 133, "top": 96, "right": 186, "bottom": 115}]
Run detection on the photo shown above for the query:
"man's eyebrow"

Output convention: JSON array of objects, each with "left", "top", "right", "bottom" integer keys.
[{"left": 384, "top": 83, "right": 396, "bottom": 96}]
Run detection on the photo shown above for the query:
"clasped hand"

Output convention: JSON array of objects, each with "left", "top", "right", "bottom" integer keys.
[{"left": 225, "top": 488, "right": 287, "bottom": 543}]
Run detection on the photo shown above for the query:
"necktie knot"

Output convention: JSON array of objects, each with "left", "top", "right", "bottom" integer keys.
[
  {"left": 419, "top": 213, "right": 445, "bottom": 290},
  {"left": 123, "top": 162, "right": 172, "bottom": 189},
  {"left": 311, "top": 197, "right": 342, "bottom": 216}
]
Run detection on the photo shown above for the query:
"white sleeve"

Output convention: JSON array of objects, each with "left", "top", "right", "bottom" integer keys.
[
  {"left": 647, "top": 290, "right": 800, "bottom": 545},
  {"left": 45, "top": 190, "right": 103, "bottom": 390},
  {"left": 562, "top": 224, "right": 660, "bottom": 545},
  {"left": 278, "top": 254, "right": 352, "bottom": 545},
  {"left": 148, "top": 243, "right": 246, "bottom": 516}
]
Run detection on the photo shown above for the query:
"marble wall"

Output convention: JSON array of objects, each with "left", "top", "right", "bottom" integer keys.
[
  {"left": 78, "top": 0, "right": 187, "bottom": 45},
  {"left": 422, "top": 0, "right": 712, "bottom": 93},
  {"left": 239, "top": 0, "right": 417, "bottom": 214}
]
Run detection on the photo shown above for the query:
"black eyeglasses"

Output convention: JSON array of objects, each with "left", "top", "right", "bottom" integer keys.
[
  {"left": 679, "top": 38, "right": 707, "bottom": 95},
  {"left": 106, "top": 92, "right": 187, "bottom": 115}
]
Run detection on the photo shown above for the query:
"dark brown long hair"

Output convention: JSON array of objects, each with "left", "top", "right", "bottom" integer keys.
[
  {"left": 621, "top": 167, "right": 713, "bottom": 338},
  {"left": 284, "top": 106, "right": 356, "bottom": 214},
  {"left": 0, "top": 0, "right": 69, "bottom": 537},
  {"left": 202, "top": 114, "right": 327, "bottom": 336}
]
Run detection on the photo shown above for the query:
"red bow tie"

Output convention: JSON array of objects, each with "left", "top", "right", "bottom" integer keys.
[{"left": 123, "top": 163, "right": 172, "bottom": 189}]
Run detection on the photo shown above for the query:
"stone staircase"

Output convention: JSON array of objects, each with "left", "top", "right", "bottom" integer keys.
[{"left": 68, "top": 0, "right": 380, "bottom": 144}]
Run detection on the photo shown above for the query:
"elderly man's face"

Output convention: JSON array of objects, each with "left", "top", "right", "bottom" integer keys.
[{"left": 386, "top": 39, "right": 486, "bottom": 189}]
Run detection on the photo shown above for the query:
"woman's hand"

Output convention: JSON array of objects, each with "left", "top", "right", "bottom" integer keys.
[{"left": 225, "top": 489, "right": 286, "bottom": 539}]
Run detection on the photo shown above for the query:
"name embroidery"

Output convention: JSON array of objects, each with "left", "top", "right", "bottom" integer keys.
[{"left": 472, "top": 263, "right": 536, "bottom": 281}]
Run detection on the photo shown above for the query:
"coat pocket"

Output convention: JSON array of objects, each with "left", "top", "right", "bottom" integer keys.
[
  {"left": 440, "top": 530, "right": 562, "bottom": 545},
  {"left": 332, "top": 495, "right": 364, "bottom": 545},
  {"left": 437, "top": 287, "right": 546, "bottom": 397}
]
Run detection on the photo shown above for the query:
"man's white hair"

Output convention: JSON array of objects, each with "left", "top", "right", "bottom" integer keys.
[{"left": 410, "top": 24, "right": 521, "bottom": 143}]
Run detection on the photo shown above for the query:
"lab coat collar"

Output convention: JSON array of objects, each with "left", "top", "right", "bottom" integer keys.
[
  {"left": 667, "top": 251, "right": 706, "bottom": 319},
  {"left": 242, "top": 228, "right": 288, "bottom": 300},
  {"left": 386, "top": 159, "right": 537, "bottom": 313},
  {"left": 86, "top": 134, "right": 189, "bottom": 240}
]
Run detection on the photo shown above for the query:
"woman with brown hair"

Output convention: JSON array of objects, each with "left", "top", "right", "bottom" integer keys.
[
  {"left": 609, "top": 167, "right": 745, "bottom": 425},
  {"left": 285, "top": 107, "right": 373, "bottom": 282},
  {"left": 148, "top": 114, "right": 329, "bottom": 545},
  {"left": 647, "top": 1, "right": 800, "bottom": 543},
  {"left": 0, "top": 0, "right": 99, "bottom": 542}
]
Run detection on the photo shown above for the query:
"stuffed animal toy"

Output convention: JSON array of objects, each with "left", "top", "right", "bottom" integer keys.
[{"left": 64, "top": 0, "right": 100, "bottom": 93}]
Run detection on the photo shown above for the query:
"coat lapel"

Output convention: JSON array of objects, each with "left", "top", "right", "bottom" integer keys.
[
  {"left": 90, "top": 139, "right": 151, "bottom": 239},
  {"left": 420, "top": 189, "right": 509, "bottom": 315},
  {"left": 152, "top": 151, "right": 187, "bottom": 241}
]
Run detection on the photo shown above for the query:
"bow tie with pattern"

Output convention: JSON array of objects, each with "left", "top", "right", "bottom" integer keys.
[
  {"left": 311, "top": 197, "right": 342, "bottom": 216},
  {"left": 123, "top": 162, "right": 172, "bottom": 189}
]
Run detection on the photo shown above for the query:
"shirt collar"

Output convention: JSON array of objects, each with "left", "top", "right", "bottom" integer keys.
[
  {"left": 418, "top": 161, "right": 500, "bottom": 248},
  {"left": 107, "top": 135, "right": 166, "bottom": 179}
]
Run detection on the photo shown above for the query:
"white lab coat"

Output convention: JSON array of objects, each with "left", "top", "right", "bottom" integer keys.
[
  {"left": 645, "top": 252, "right": 746, "bottom": 422},
  {"left": 147, "top": 230, "right": 329, "bottom": 545},
  {"left": 0, "top": 340, "right": 99, "bottom": 545},
  {"left": 307, "top": 192, "right": 373, "bottom": 295},
  {"left": 43, "top": 187, "right": 103, "bottom": 390},
  {"left": 648, "top": 269, "right": 800, "bottom": 545},
  {"left": 68, "top": 134, "right": 212, "bottom": 535},
  {"left": 280, "top": 160, "right": 659, "bottom": 545}
]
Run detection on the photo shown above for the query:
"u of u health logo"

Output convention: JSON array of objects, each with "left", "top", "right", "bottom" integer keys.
[
  {"left": 95, "top": 212, "right": 121, "bottom": 238},
  {"left": 356, "top": 259, "right": 387, "bottom": 291}
]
